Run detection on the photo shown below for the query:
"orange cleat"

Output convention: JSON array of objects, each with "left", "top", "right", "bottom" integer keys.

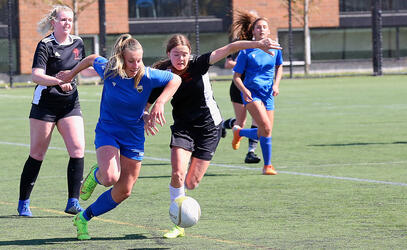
[
  {"left": 262, "top": 165, "right": 277, "bottom": 175},
  {"left": 232, "top": 125, "right": 242, "bottom": 150}
]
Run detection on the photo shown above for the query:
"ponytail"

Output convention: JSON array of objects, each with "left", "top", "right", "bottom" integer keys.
[{"left": 104, "top": 34, "right": 145, "bottom": 88}]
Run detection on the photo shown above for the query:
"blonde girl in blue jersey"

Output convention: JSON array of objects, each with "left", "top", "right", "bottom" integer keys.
[
  {"left": 57, "top": 34, "right": 181, "bottom": 240},
  {"left": 231, "top": 10, "right": 283, "bottom": 175}
]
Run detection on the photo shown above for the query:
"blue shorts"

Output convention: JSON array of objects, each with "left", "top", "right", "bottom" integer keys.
[
  {"left": 94, "top": 121, "right": 145, "bottom": 161},
  {"left": 242, "top": 87, "right": 275, "bottom": 111}
]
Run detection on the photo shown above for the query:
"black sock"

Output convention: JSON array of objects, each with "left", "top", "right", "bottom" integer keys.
[
  {"left": 223, "top": 118, "right": 236, "bottom": 129},
  {"left": 248, "top": 125, "right": 258, "bottom": 152},
  {"left": 67, "top": 157, "right": 84, "bottom": 199},
  {"left": 19, "top": 156, "right": 42, "bottom": 200}
]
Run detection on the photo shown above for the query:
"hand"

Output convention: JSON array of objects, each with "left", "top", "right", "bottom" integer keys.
[
  {"left": 259, "top": 38, "right": 282, "bottom": 55},
  {"left": 59, "top": 82, "right": 73, "bottom": 92},
  {"left": 272, "top": 85, "right": 279, "bottom": 96},
  {"left": 56, "top": 70, "right": 73, "bottom": 83},
  {"left": 242, "top": 89, "right": 253, "bottom": 103},
  {"left": 148, "top": 102, "right": 166, "bottom": 128},
  {"left": 143, "top": 112, "right": 159, "bottom": 136}
]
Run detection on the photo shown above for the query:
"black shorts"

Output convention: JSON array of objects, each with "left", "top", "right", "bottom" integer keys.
[
  {"left": 230, "top": 82, "right": 243, "bottom": 104},
  {"left": 170, "top": 122, "right": 222, "bottom": 161},
  {"left": 29, "top": 98, "right": 82, "bottom": 123}
]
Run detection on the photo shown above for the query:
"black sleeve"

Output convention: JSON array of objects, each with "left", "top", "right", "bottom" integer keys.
[
  {"left": 191, "top": 52, "right": 212, "bottom": 75},
  {"left": 32, "top": 42, "right": 48, "bottom": 70},
  {"left": 148, "top": 86, "right": 165, "bottom": 104}
]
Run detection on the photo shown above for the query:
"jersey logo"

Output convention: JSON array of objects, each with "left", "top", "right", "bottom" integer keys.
[
  {"left": 73, "top": 48, "right": 81, "bottom": 60},
  {"left": 136, "top": 85, "right": 143, "bottom": 93},
  {"left": 55, "top": 51, "right": 61, "bottom": 57},
  {"left": 112, "top": 81, "right": 117, "bottom": 86},
  {"left": 252, "top": 54, "right": 256, "bottom": 58}
]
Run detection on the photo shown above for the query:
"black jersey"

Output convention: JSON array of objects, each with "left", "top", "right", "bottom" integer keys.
[
  {"left": 32, "top": 33, "right": 86, "bottom": 106},
  {"left": 150, "top": 52, "right": 222, "bottom": 126}
]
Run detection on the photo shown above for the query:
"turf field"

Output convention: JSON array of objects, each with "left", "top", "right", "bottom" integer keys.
[{"left": 0, "top": 75, "right": 406, "bottom": 249}]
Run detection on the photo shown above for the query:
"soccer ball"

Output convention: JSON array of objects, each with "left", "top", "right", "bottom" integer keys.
[{"left": 169, "top": 196, "right": 201, "bottom": 228}]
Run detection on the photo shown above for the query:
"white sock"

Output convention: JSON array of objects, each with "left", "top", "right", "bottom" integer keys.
[{"left": 169, "top": 185, "right": 185, "bottom": 203}]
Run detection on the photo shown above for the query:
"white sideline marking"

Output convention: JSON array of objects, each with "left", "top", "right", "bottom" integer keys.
[{"left": 1, "top": 140, "right": 407, "bottom": 187}]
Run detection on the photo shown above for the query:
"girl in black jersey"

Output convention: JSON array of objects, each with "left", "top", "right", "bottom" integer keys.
[
  {"left": 17, "top": 5, "right": 92, "bottom": 216},
  {"left": 149, "top": 34, "right": 281, "bottom": 238}
]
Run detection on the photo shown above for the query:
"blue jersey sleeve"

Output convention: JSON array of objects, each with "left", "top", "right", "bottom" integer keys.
[
  {"left": 233, "top": 50, "right": 248, "bottom": 74},
  {"left": 93, "top": 56, "right": 108, "bottom": 78},
  {"left": 145, "top": 67, "right": 174, "bottom": 88},
  {"left": 275, "top": 50, "right": 283, "bottom": 66}
]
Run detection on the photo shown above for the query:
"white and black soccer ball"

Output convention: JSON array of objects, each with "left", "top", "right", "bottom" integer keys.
[{"left": 169, "top": 196, "right": 201, "bottom": 228}]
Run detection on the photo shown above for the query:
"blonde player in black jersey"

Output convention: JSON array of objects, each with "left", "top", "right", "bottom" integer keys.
[
  {"left": 149, "top": 34, "right": 281, "bottom": 238},
  {"left": 17, "top": 5, "right": 93, "bottom": 216}
]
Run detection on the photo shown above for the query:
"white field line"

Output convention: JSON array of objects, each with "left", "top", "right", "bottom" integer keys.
[{"left": 1, "top": 140, "right": 407, "bottom": 187}]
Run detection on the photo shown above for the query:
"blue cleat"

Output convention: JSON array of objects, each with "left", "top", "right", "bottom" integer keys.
[
  {"left": 18, "top": 199, "right": 32, "bottom": 217},
  {"left": 65, "top": 198, "right": 84, "bottom": 215}
]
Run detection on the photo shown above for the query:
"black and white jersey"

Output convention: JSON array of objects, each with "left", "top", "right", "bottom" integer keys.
[
  {"left": 31, "top": 33, "right": 86, "bottom": 106},
  {"left": 150, "top": 52, "right": 222, "bottom": 127}
]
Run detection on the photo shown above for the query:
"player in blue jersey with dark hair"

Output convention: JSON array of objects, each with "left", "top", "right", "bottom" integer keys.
[
  {"left": 231, "top": 10, "right": 283, "bottom": 175},
  {"left": 57, "top": 33, "right": 181, "bottom": 240}
]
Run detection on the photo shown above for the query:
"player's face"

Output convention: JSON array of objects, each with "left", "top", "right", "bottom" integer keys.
[
  {"left": 252, "top": 20, "right": 270, "bottom": 41},
  {"left": 53, "top": 10, "right": 73, "bottom": 36},
  {"left": 168, "top": 45, "right": 191, "bottom": 72},
  {"left": 123, "top": 48, "right": 143, "bottom": 78}
]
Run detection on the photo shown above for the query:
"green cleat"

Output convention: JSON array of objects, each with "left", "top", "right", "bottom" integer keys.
[
  {"left": 163, "top": 225, "right": 185, "bottom": 239},
  {"left": 80, "top": 164, "right": 98, "bottom": 201},
  {"left": 73, "top": 212, "right": 91, "bottom": 240}
]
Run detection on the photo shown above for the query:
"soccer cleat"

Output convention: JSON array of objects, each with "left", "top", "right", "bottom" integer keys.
[
  {"left": 80, "top": 164, "right": 98, "bottom": 201},
  {"left": 65, "top": 198, "right": 84, "bottom": 215},
  {"left": 163, "top": 225, "right": 185, "bottom": 239},
  {"left": 17, "top": 199, "right": 32, "bottom": 217},
  {"left": 263, "top": 165, "right": 278, "bottom": 175},
  {"left": 231, "top": 125, "right": 242, "bottom": 150},
  {"left": 73, "top": 212, "right": 91, "bottom": 240},
  {"left": 245, "top": 152, "right": 261, "bottom": 164}
]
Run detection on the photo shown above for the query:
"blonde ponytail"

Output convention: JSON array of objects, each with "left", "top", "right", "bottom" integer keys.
[{"left": 104, "top": 34, "right": 145, "bottom": 88}]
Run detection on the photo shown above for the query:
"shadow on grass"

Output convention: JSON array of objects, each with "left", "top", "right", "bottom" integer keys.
[
  {"left": 309, "top": 141, "right": 407, "bottom": 147},
  {"left": 0, "top": 234, "right": 171, "bottom": 247},
  {"left": 141, "top": 163, "right": 170, "bottom": 166},
  {"left": 139, "top": 173, "right": 234, "bottom": 179},
  {"left": 0, "top": 215, "right": 72, "bottom": 219}
]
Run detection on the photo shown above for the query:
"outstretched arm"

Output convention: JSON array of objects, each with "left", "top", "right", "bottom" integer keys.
[
  {"left": 56, "top": 54, "right": 99, "bottom": 83},
  {"left": 209, "top": 38, "right": 281, "bottom": 65}
]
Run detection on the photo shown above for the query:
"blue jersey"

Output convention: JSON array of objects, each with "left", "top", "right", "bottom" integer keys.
[
  {"left": 93, "top": 56, "right": 173, "bottom": 127},
  {"left": 92, "top": 57, "right": 174, "bottom": 159},
  {"left": 233, "top": 48, "right": 283, "bottom": 94}
]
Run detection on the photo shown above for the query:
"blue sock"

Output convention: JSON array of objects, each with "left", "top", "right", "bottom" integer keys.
[
  {"left": 239, "top": 128, "right": 258, "bottom": 140},
  {"left": 94, "top": 168, "right": 101, "bottom": 185},
  {"left": 82, "top": 188, "right": 119, "bottom": 221},
  {"left": 259, "top": 136, "right": 272, "bottom": 166}
]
